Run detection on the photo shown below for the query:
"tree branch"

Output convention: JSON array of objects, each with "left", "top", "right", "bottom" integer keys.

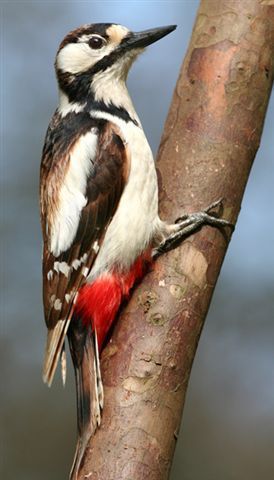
[{"left": 79, "top": 1, "right": 274, "bottom": 478}]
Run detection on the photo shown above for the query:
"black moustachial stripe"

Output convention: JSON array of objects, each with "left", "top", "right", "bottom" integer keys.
[
  {"left": 56, "top": 22, "right": 128, "bottom": 97},
  {"left": 56, "top": 70, "right": 139, "bottom": 126},
  {"left": 55, "top": 40, "right": 133, "bottom": 102},
  {"left": 56, "top": 24, "right": 138, "bottom": 125}
]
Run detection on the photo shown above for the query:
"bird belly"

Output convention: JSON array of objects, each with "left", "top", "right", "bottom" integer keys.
[
  {"left": 88, "top": 119, "right": 159, "bottom": 279},
  {"left": 77, "top": 118, "right": 159, "bottom": 347}
]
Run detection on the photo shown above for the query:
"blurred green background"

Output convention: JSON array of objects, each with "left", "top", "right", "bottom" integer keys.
[{"left": 1, "top": 1, "right": 274, "bottom": 479}]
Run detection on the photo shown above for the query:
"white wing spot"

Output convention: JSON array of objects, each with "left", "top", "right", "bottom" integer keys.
[
  {"left": 93, "top": 240, "right": 100, "bottom": 253},
  {"left": 50, "top": 294, "right": 56, "bottom": 306},
  {"left": 59, "top": 262, "right": 70, "bottom": 277},
  {"left": 65, "top": 293, "right": 72, "bottom": 303},
  {"left": 53, "top": 261, "right": 70, "bottom": 277},
  {"left": 82, "top": 266, "right": 89, "bottom": 277},
  {"left": 65, "top": 289, "right": 77, "bottom": 304},
  {"left": 53, "top": 262, "right": 60, "bottom": 273},
  {"left": 47, "top": 270, "right": 53, "bottom": 281},
  {"left": 81, "top": 253, "right": 88, "bottom": 263},
  {"left": 72, "top": 253, "right": 88, "bottom": 271},
  {"left": 72, "top": 259, "right": 81, "bottom": 270},
  {"left": 54, "top": 299, "right": 62, "bottom": 311}
]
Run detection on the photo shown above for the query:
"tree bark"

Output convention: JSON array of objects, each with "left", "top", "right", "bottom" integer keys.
[{"left": 79, "top": 1, "right": 274, "bottom": 478}]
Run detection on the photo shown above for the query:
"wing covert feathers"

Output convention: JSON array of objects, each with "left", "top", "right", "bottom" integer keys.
[{"left": 40, "top": 115, "right": 130, "bottom": 386}]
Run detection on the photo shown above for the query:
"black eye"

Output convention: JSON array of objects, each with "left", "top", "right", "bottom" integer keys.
[{"left": 88, "top": 36, "right": 105, "bottom": 50}]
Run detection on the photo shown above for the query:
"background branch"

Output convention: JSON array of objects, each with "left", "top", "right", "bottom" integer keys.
[{"left": 80, "top": 1, "right": 273, "bottom": 478}]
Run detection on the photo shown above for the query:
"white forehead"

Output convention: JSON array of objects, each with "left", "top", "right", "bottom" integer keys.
[
  {"left": 78, "top": 24, "right": 129, "bottom": 43},
  {"left": 105, "top": 24, "right": 130, "bottom": 43}
]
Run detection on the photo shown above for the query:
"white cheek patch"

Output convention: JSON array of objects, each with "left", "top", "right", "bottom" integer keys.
[
  {"left": 56, "top": 41, "right": 116, "bottom": 75},
  {"left": 50, "top": 132, "right": 98, "bottom": 256},
  {"left": 57, "top": 42, "right": 96, "bottom": 74}
]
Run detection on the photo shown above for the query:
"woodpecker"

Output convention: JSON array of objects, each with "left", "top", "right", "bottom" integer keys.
[{"left": 40, "top": 23, "right": 233, "bottom": 479}]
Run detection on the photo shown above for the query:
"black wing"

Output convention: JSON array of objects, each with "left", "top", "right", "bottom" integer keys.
[{"left": 40, "top": 112, "right": 130, "bottom": 385}]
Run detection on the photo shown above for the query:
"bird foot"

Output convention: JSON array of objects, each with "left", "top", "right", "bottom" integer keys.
[{"left": 153, "top": 198, "right": 234, "bottom": 258}]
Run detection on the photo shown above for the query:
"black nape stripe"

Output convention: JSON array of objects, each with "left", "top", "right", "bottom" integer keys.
[
  {"left": 56, "top": 69, "right": 92, "bottom": 103},
  {"left": 57, "top": 69, "right": 139, "bottom": 125},
  {"left": 87, "top": 98, "right": 139, "bottom": 126}
]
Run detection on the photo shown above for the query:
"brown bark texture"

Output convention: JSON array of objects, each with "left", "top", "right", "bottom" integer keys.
[{"left": 79, "top": 1, "right": 274, "bottom": 479}]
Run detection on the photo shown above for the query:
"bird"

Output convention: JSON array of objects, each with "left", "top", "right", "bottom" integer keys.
[{"left": 40, "top": 23, "right": 233, "bottom": 479}]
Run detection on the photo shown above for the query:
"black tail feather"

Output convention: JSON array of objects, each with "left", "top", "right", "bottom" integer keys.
[{"left": 68, "top": 316, "right": 103, "bottom": 480}]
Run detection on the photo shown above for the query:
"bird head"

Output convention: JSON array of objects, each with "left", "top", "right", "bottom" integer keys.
[{"left": 55, "top": 23, "right": 176, "bottom": 103}]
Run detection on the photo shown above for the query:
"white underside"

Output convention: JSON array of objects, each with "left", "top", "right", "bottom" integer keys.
[
  {"left": 87, "top": 111, "right": 163, "bottom": 280},
  {"left": 50, "top": 77, "right": 166, "bottom": 275}
]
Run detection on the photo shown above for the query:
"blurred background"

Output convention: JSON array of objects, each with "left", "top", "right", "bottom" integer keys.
[{"left": 1, "top": 1, "right": 273, "bottom": 479}]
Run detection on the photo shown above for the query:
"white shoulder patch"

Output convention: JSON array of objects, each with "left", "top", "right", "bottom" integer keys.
[{"left": 50, "top": 131, "right": 98, "bottom": 256}]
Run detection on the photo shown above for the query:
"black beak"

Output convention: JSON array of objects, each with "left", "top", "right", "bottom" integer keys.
[{"left": 122, "top": 25, "right": 177, "bottom": 50}]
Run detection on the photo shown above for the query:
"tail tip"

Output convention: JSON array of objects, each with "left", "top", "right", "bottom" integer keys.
[{"left": 42, "top": 369, "right": 53, "bottom": 387}]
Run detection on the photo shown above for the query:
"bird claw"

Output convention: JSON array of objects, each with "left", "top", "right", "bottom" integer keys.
[
  {"left": 204, "top": 197, "right": 224, "bottom": 216},
  {"left": 153, "top": 198, "right": 234, "bottom": 258},
  {"left": 175, "top": 197, "right": 225, "bottom": 224}
]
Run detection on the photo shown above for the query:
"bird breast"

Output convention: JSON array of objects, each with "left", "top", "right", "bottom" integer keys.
[{"left": 88, "top": 117, "right": 160, "bottom": 280}]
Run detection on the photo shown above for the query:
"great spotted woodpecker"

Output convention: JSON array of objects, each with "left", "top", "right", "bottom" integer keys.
[{"left": 40, "top": 23, "right": 232, "bottom": 478}]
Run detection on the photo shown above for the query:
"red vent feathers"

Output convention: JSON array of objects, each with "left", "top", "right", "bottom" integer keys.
[{"left": 75, "top": 252, "right": 151, "bottom": 349}]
